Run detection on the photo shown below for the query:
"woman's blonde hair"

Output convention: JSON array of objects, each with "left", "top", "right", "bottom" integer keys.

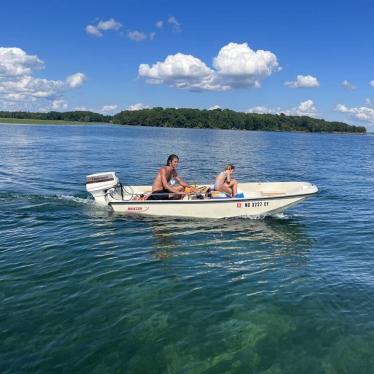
[{"left": 225, "top": 164, "right": 235, "bottom": 171}]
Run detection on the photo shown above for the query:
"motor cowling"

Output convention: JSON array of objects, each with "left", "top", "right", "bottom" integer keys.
[{"left": 86, "top": 172, "right": 119, "bottom": 205}]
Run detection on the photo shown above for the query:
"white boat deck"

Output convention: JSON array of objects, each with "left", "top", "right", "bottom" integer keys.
[{"left": 128, "top": 182, "right": 314, "bottom": 201}]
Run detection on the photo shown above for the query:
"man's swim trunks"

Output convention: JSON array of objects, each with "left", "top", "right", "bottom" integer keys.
[{"left": 147, "top": 189, "right": 170, "bottom": 200}]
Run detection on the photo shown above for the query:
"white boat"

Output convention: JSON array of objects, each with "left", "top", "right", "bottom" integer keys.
[{"left": 86, "top": 172, "right": 318, "bottom": 219}]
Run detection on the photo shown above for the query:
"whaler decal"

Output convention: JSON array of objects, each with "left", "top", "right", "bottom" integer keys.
[{"left": 127, "top": 206, "right": 149, "bottom": 212}]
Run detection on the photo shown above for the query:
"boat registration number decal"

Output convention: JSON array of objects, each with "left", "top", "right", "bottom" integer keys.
[{"left": 244, "top": 201, "right": 269, "bottom": 208}]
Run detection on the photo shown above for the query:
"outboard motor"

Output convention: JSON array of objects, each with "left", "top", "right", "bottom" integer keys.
[{"left": 86, "top": 172, "right": 119, "bottom": 205}]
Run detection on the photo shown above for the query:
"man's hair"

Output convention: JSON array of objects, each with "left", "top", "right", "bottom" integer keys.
[
  {"left": 166, "top": 154, "right": 179, "bottom": 166},
  {"left": 225, "top": 163, "right": 235, "bottom": 170}
]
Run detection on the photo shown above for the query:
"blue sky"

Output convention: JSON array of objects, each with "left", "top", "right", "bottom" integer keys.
[{"left": 1, "top": 0, "right": 374, "bottom": 129}]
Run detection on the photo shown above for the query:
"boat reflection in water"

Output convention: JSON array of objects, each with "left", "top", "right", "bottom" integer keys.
[
  {"left": 84, "top": 205, "right": 311, "bottom": 265},
  {"left": 146, "top": 215, "right": 312, "bottom": 262}
]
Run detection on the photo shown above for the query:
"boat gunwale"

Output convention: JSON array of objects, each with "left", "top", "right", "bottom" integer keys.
[{"left": 108, "top": 191, "right": 317, "bottom": 206}]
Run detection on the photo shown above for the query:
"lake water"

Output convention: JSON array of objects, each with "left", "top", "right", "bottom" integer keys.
[{"left": 1, "top": 123, "right": 374, "bottom": 373}]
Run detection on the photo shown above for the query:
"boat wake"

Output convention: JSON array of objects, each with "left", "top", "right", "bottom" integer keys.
[
  {"left": 0, "top": 191, "right": 94, "bottom": 206},
  {"left": 229, "top": 211, "right": 293, "bottom": 220},
  {"left": 56, "top": 194, "right": 93, "bottom": 205},
  {"left": 272, "top": 212, "right": 292, "bottom": 220}
]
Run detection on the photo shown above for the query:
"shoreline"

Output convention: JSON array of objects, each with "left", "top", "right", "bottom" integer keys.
[{"left": 0, "top": 118, "right": 368, "bottom": 134}]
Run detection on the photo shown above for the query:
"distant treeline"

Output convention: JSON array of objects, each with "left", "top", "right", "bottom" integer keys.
[
  {"left": 112, "top": 108, "right": 366, "bottom": 133},
  {"left": 0, "top": 111, "right": 110, "bottom": 123},
  {"left": 0, "top": 108, "right": 366, "bottom": 133}
]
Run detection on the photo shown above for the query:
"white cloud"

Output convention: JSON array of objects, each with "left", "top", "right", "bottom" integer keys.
[
  {"left": 139, "top": 53, "right": 220, "bottom": 91},
  {"left": 365, "top": 98, "right": 372, "bottom": 106},
  {"left": 341, "top": 80, "right": 356, "bottom": 90},
  {"left": 291, "top": 99, "right": 318, "bottom": 116},
  {"left": 168, "top": 16, "right": 181, "bottom": 32},
  {"left": 0, "top": 47, "right": 44, "bottom": 76},
  {"left": 73, "top": 104, "right": 118, "bottom": 113},
  {"left": 72, "top": 104, "right": 118, "bottom": 113},
  {"left": 246, "top": 106, "right": 279, "bottom": 114},
  {"left": 247, "top": 100, "right": 318, "bottom": 117},
  {"left": 213, "top": 42, "right": 280, "bottom": 88},
  {"left": 0, "top": 75, "right": 66, "bottom": 100},
  {"left": 370, "top": 80, "right": 374, "bottom": 87},
  {"left": 36, "top": 106, "right": 49, "bottom": 113},
  {"left": 100, "top": 104, "right": 118, "bottom": 113},
  {"left": 156, "top": 20, "right": 163, "bottom": 29},
  {"left": 0, "top": 47, "right": 86, "bottom": 110},
  {"left": 66, "top": 72, "right": 86, "bottom": 88},
  {"left": 127, "top": 103, "right": 150, "bottom": 111},
  {"left": 149, "top": 32, "right": 156, "bottom": 40},
  {"left": 336, "top": 103, "right": 374, "bottom": 124},
  {"left": 208, "top": 105, "right": 221, "bottom": 110},
  {"left": 285, "top": 75, "right": 320, "bottom": 88},
  {"left": 127, "top": 30, "right": 147, "bottom": 41},
  {"left": 86, "top": 18, "right": 122, "bottom": 37},
  {"left": 85, "top": 25, "right": 102, "bottom": 37},
  {"left": 97, "top": 18, "right": 122, "bottom": 31},
  {"left": 52, "top": 99, "right": 68, "bottom": 110},
  {"left": 139, "top": 42, "right": 280, "bottom": 91},
  {"left": 336, "top": 104, "right": 349, "bottom": 113}
]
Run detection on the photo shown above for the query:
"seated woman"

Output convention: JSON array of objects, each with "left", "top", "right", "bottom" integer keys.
[{"left": 214, "top": 164, "right": 238, "bottom": 197}]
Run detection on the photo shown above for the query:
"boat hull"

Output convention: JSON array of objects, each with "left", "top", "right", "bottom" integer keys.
[{"left": 109, "top": 194, "right": 313, "bottom": 219}]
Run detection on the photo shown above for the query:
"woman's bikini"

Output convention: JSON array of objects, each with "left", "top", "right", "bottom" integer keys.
[{"left": 214, "top": 171, "right": 227, "bottom": 190}]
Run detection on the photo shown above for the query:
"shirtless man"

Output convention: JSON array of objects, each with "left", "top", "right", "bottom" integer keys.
[
  {"left": 148, "top": 154, "right": 192, "bottom": 200},
  {"left": 214, "top": 164, "right": 238, "bottom": 197}
]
